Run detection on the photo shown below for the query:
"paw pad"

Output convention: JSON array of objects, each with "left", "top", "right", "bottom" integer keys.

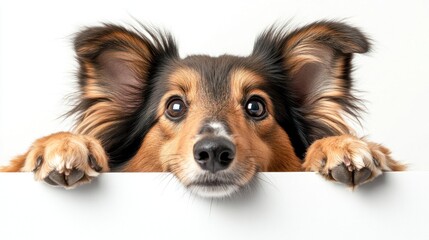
[
  {"left": 330, "top": 164, "right": 372, "bottom": 186},
  {"left": 44, "top": 169, "right": 85, "bottom": 187}
]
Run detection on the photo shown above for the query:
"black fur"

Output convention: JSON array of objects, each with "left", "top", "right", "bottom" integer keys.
[
  {"left": 252, "top": 21, "right": 369, "bottom": 157},
  {"left": 70, "top": 21, "right": 369, "bottom": 168},
  {"left": 71, "top": 24, "right": 179, "bottom": 169}
]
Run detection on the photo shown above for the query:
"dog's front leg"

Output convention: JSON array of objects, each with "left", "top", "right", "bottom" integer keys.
[
  {"left": 303, "top": 135, "right": 405, "bottom": 186},
  {"left": 0, "top": 132, "right": 109, "bottom": 188}
]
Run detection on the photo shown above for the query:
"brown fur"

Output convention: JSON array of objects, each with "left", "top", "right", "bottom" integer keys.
[
  {"left": 123, "top": 68, "right": 203, "bottom": 175},
  {"left": 0, "top": 21, "right": 405, "bottom": 194},
  {"left": 283, "top": 26, "right": 363, "bottom": 142},
  {"left": 0, "top": 154, "right": 26, "bottom": 172},
  {"left": 229, "top": 69, "right": 302, "bottom": 172},
  {"left": 2, "top": 132, "right": 109, "bottom": 187},
  {"left": 303, "top": 135, "right": 405, "bottom": 184}
]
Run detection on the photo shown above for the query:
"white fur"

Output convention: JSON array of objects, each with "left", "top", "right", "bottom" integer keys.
[
  {"left": 188, "top": 184, "right": 239, "bottom": 198},
  {"left": 209, "top": 122, "right": 231, "bottom": 140}
]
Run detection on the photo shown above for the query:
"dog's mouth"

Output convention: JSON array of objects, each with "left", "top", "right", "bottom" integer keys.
[
  {"left": 187, "top": 181, "right": 241, "bottom": 198},
  {"left": 185, "top": 172, "right": 251, "bottom": 198}
]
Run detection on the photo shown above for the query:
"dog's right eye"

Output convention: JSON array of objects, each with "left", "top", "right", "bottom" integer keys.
[
  {"left": 245, "top": 96, "right": 267, "bottom": 120},
  {"left": 165, "top": 98, "right": 188, "bottom": 120}
]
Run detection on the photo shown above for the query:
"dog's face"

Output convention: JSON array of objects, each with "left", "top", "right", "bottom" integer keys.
[
  {"left": 136, "top": 56, "right": 301, "bottom": 197},
  {"left": 72, "top": 21, "right": 369, "bottom": 197}
]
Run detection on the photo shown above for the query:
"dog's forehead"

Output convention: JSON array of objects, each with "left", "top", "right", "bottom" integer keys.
[{"left": 175, "top": 55, "right": 260, "bottom": 101}]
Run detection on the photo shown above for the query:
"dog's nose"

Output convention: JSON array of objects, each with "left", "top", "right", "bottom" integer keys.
[{"left": 193, "top": 137, "right": 235, "bottom": 173}]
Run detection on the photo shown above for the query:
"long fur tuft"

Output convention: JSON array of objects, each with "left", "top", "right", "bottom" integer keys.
[{"left": 68, "top": 23, "right": 178, "bottom": 169}]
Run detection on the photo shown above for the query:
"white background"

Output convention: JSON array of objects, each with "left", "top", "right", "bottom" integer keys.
[
  {"left": 1, "top": 0, "right": 428, "bottom": 170},
  {"left": 1, "top": 172, "right": 428, "bottom": 240}
]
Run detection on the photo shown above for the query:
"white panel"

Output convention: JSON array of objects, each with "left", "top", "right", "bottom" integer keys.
[{"left": 0, "top": 172, "right": 427, "bottom": 240}]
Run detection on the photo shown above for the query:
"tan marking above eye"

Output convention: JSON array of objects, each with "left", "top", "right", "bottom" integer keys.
[
  {"left": 230, "top": 69, "right": 265, "bottom": 102},
  {"left": 229, "top": 69, "right": 275, "bottom": 117},
  {"left": 153, "top": 67, "right": 202, "bottom": 119},
  {"left": 168, "top": 67, "right": 200, "bottom": 95}
]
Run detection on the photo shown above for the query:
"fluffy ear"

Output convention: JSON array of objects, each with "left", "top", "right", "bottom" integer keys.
[
  {"left": 71, "top": 24, "right": 178, "bottom": 165},
  {"left": 282, "top": 21, "right": 369, "bottom": 105},
  {"left": 253, "top": 21, "right": 370, "bottom": 154}
]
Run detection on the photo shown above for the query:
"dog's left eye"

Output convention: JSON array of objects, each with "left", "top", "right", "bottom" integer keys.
[
  {"left": 245, "top": 97, "right": 267, "bottom": 120},
  {"left": 166, "top": 98, "right": 187, "bottom": 120}
]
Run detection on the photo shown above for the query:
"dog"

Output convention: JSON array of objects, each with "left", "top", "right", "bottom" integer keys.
[{"left": 0, "top": 20, "right": 405, "bottom": 197}]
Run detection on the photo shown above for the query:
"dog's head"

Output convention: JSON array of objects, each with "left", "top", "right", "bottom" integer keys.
[{"left": 71, "top": 21, "right": 368, "bottom": 197}]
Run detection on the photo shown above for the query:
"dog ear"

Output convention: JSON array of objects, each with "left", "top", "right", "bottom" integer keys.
[
  {"left": 282, "top": 21, "right": 369, "bottom": 104},
  {"left": 254, "top": 21, "right": 370, "bottom": 151},
  {"left": 71, "top": 24, "right": 177, "bottom": 165}
]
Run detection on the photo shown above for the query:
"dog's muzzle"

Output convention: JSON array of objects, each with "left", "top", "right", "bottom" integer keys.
[{"left": 186, "top": 122, "right": 242, "bottom": 198}]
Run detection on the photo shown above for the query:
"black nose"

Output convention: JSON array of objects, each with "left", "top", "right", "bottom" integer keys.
[{"left": 193, "top": 137, "right": 235, "bottom": 173}]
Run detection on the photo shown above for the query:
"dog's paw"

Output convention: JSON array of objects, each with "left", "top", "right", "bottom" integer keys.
[
  {"left": 303, "top": 135, "right": 405, "bottom": 187},
  {"left": 21, "top": 132, "right": 109, "bottom": 189}
]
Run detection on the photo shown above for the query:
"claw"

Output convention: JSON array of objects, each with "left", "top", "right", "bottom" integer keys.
[
  {"left": 88, "top": 155, "right": 102, "bottom": 172},
  {"left": 320, "top": 158, "right": 327, "bottom": 168},
  {"left": 343, "top": 156, "right": 352, "bottom": 166},
  {"left": 33, "top": 156, "right": 43, "bottom": 172},
  {"left": 373, "top": 158, "right": 380, "bottom": 167}
]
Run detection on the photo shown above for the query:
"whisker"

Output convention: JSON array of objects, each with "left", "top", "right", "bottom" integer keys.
[
  {"left": 159, "top": 157, "right": 184, "bottom": 170},
  {"left": 159, "top": 172, "right": 177, "bottom": 194},
  {"left": 209, "top": 197, "right": 214, "bottom": 217},
  {"left": 158, "top": 153, "right": 183, "bottom": 158},
  {"left": 256, "top": 173, "right": 280, "bottom": 192}
]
